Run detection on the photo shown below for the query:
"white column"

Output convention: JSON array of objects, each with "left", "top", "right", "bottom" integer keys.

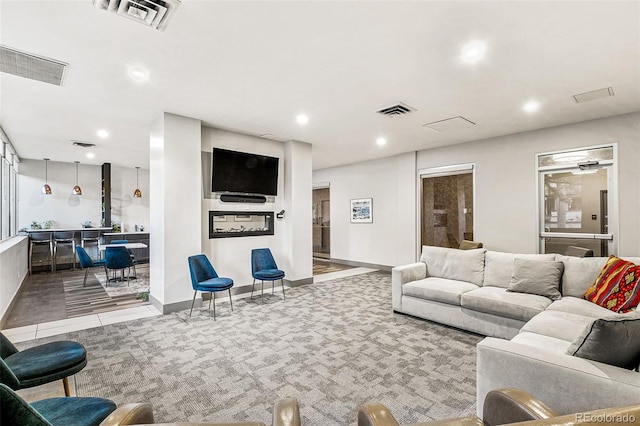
[
  {"left": 149, "top": 113, "right": 202, "bottom": 313},
  {"left": 283, "top": 140, "right": 313, "bottom": 283}
]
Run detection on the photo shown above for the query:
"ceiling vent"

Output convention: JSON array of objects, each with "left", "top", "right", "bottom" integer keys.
[
  {"left": 71, "top": 141, "right": 97, "bottom": 148},
  {"left": 93, "top": 0, "right": 181, "bottom": 31},
  {"left": 0, "top": 45, "right": 67, "bottom": 86},
  {"left": 572, "top": 87, "right": 614, "bottom": 103},
  {"left": 422, "top": 116, "right": 476, "bottom": 132},
  {"left": 376, "top": 103, "right": 416, "bottom": 117}
]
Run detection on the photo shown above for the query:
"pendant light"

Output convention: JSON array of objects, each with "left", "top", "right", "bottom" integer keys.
[
  {"left": 72, "top": 161, "right": 82, "bottom": 195},
  {"left": 133, "top": 166, "right": 142, "bottom": 198},
  {"left": 41, "top": 158, "right": 52, "bottom": 195}
]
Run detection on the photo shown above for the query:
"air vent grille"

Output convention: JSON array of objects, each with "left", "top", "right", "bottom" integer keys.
[
  {"left": 423, "top": 116, "right": 476, "bottom": 132},
  {"left": 0, "top": 45, "right": 67, "bottom": 86},
  {"left": 94, "top": 0, "right": 181, "bottom": 31},
  {"left": 376, "top": 103, "right": 416, "bottom": 117},
  {"left": 572, "top": 87, "right": 614, "bottom": 103},
  {"left": 71, "top": 141, "right": 97, "bottom": 148}
]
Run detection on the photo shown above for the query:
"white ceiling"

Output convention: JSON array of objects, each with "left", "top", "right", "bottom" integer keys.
[{"left": 1, "top": 1, "right": 639, "bottom": 170}]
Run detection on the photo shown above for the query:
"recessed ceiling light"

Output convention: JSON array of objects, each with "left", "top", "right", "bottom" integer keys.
[
  {"left": 461, "top": 41, "right": 487, "bottom": 63},
  {"left": 129, "top": 68, "right": 149, "bottom": 82},
  {"left": 376, "top": 137, "right": 387, "bottom": 146},
  {"left": 97, "top": 129, "right": 109, "bottom": 138},
  {"left": 523, "top": 100, "right": 540, "bottom": 113},
  {"left": 86, "top": 152, "right": 95, "bottom": 159},
  {"left": 296, "top": 114, "right": 309, "bottom": 125}
]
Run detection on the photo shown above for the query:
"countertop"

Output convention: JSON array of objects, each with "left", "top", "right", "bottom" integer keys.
[
  {"left": 103, "top": 232, "right": 149, "bottom": 236},
  {"left": 25, "top": 227, "right": 112, "bottom": 233}
]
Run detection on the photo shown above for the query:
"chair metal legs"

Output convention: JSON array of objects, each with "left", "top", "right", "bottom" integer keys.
[
  {"left": 190, "top": 290, "right": 234, "bottom": 320},
  {"left": 62, "top": 377, "right": 71, "bottom": 397},
  {"left": 83, "top": 268, "right": 90, "bottom": 287},
  {"left": 251, "top": 279, "right": 256, "bottom": 299},
  {"left": 281, "top": 278, "right": 286, "bottom": 300},
  {"left": 189, "top": 291, "right": 197, "bottom": 317}
]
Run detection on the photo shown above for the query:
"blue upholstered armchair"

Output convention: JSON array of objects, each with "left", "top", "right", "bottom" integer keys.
[
  {"left": 105, "top": 246, "right": 134, "bottom": 284},
  {"left": 0, "top": 383, "right": 154, "bottom": 426},
  {"left": 187, "top": 254, "right": 234, "bottom": 319},
  {"left": 251, "top": 248, "right": 286, "bottom": 302},
  {"left": 0, "top": 332, "right": 86, "bottom": 397},
  {"left": 76, "top": 245, "right": 107, "bottom": 287}
]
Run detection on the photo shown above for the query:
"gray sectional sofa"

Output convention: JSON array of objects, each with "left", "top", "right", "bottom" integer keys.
[{"left": 391, "top": 246, "right": 640, "bottom": 416}]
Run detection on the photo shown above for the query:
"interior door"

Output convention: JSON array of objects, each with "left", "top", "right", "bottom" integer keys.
[
  {"left": 313, "top": 187, "right": 330, "bottom": 259},
  {"left": 538, "top": 146, "right": 616, "bottom": 256}
]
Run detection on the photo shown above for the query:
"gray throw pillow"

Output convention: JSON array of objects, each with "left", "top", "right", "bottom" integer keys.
[
  {"left": 566, "top": 314, "right": 640, "bottom": 370},
  {"left": 507, "top": 258, "right": 563, "bottom": 300}
]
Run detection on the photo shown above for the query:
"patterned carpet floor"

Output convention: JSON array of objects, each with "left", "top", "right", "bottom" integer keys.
[{"left": 69, "top": 271, "right": 482, "bottom": 425}]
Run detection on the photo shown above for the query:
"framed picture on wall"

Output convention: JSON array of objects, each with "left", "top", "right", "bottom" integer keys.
[{"left": 351, "top": 198, "right": 373, "bottom": 223}]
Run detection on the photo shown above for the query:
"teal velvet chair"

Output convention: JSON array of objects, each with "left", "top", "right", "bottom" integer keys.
[
  {"left": 0, "top": 332, "right": 86, "bottom": 397},
  {"left": 251, "top": 248, "right": 286, "bottom": 302},
  {"left": 105, "top": 246, "right": 134, "bottom": 284},
  {"left": 187, "top": 254, "right": 234, "bottom": 320},
  {"left": 0, "top": 383, "right": 154, "bottom": 426},
  {"left": 76, "top": 245, "right": 107, "bottom": 287}
]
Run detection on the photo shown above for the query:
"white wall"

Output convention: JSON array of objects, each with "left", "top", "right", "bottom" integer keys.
[
  {"left": 18, "top": 160, "right": 102, "bottom": 229},
  {"left": 201, "top": 127, "right": 313, "bottom": 287},
  {"left": 150, "top": 113, "right": 202, "bottom": 311},
  {"left": 313, "top": 151, "right": 417, "bottom": 268},
  {"left": 18, "top": 159, "right": 149, "bottom": 231},
  {"left": 416, "top": 112, "right": 640, "bottom": 255},
  {"left": 312, "top": 112, "right": 640, "bottom": 266},
  {"left": 110, "top": 165, "right": 149, "bottom": 232},
  {"left": 0, "top": 236, "right": 28, "bottom": 325}
]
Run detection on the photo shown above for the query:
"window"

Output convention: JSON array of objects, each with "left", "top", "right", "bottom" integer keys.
[
  {"left": 0, "top": 141, "right": 19, "bottom": 241},
  {"left": 537, "top": 145, "right": 616, "bottom": 256}
]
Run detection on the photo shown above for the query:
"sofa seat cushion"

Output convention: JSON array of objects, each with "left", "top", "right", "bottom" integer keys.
[
  {"left": 520, "top": 310, "right": 598, "bottom": 342},
  {"left": 419, "top": 245, "right": 486, "bottom": 286},
  {"left": 484, "top": 251, "right": 556, "bottom": 289},
  {"left": 403, "top": 277, "right": 479, "bottom": 306},
  {"left": 460, "top": 287, "right": 552, "bottom": 322},
  {"left": 546, "top": 296, "right": 615, "bottom": 318},
  {"left": 511, "top": 331, "right": 573, "bottom": 355}
]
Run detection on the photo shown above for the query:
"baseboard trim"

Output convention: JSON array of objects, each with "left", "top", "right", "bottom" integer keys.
[
  {"left": 285, "top": 277, "right": 313, "bottom": 287},
  {"left": 329, "top": 258, "right": 392, "bottom": 272}
]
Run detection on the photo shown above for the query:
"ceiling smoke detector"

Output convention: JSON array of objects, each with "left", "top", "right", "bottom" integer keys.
[
  {"left": 0, "top": 45, "right": 68, "bottom": 86},
  {"left": 71, "top": 141, "right": 97, "bottom": 148},
  {"left": 93, "top": 0, "right": 181, "bottom": 31},
  {"left": 376, "top": 102, "right": 416, "bottom": 117}
]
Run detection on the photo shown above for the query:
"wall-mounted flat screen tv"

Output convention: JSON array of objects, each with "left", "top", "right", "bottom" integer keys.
[{"left": 211, "top": 148, "right": 279, "bottom": 196}]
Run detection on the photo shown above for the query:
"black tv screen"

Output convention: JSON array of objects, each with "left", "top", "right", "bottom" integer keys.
[{"left": 211, "top": 148, "right": 279, "bottom": 196}]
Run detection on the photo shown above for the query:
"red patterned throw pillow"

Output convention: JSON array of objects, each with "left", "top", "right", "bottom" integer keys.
[{"left": 583, "top": 256, "right": 640, "bottom": 313}]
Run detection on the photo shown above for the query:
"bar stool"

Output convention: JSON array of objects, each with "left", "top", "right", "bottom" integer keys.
[
  {"left": 80, "top": 230, "right": 101, "bottom": 260},
  {"left": 53, "top": 231, "right": 76, "bottom": 272},
  {"left": 29, "top": 232, "right": 53, "bottom": 275}
]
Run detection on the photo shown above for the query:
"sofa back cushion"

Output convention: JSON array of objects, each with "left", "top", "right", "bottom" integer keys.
[
  {"left": 419, "top": 245, "right": 485, "bottom": 286},
  {"left": 507, "top": 259, "right": 563, "bottom": 300},
  {"left": 557, "top": 255, "right": 640, "bottom": 297},
  {"left": 484, "top": 251, "right": 556, "bottom": 289}
]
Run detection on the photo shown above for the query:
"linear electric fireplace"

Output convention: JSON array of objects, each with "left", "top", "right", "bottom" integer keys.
[{"left": 209, "top": 211, "right": 274, "bottom": 239}]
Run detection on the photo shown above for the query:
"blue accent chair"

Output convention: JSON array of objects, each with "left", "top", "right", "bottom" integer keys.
[
  {"left": 109, "top": 239, "right": 137, "bottom": 278},
  {"left": 105, "top": 246, "right": 134, "bottom": 285},
  {"left": 187, "top": 254, "right": 234, "bottom": 319},
  {"left": 76, "top": 245, "right": 107, "bottom": 287},
  {"left": 0, "top": 383, "right": 154, "bottom": 426},
  {"left": 0, "top": 332, "right": 86, "bottom": 397},
  {"left": 251, "top": 248, "right": 286, "bottom": 302}
]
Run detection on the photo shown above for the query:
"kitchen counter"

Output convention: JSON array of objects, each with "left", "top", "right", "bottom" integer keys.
[
  {"left": 25, "top": 227, "right": 112, "bottom": 233},
  {"left": 103, "top": 231, "right": 149, "bottom": 236}
]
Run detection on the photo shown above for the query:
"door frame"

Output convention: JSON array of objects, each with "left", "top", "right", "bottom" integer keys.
[
  {"left": 416, "top": 163, "right": 476, "bottom": 260},
  {"left": 535, "top": 143, "right": 618, "bottom": 255}
]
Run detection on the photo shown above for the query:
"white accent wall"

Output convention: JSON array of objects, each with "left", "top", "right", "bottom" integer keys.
[
  {"left": 201, "top": 127, "right": 313, "bottom": 287},
  {"left": 313, "top": 112, "right": 640, "bottom": 265},
  {"left": 313, "top": 151, "right": 418, "bottom": 268},
  {"left": 18, "top": 160, "right": 149, "bottom": 231}
]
